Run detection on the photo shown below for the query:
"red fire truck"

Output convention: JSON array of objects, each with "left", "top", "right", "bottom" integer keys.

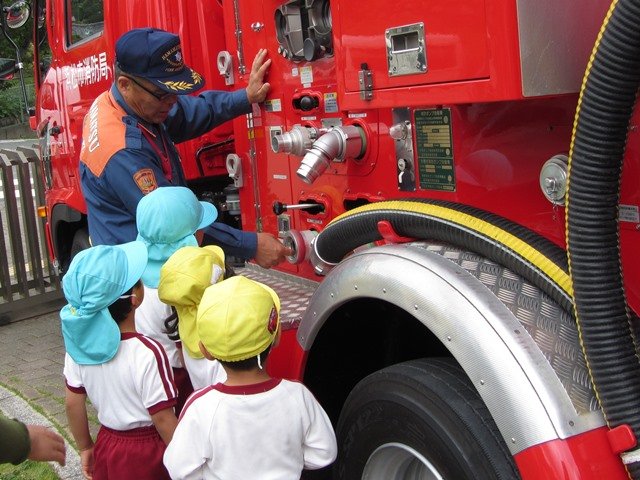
[{"left": 6, "top": 0, "right": 640, "bottom": 477}]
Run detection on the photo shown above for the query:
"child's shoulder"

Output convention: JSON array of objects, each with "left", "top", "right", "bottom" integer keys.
[
  {"left": 121, "top": 332, "right": 168, "bottom": 359},
  {"left": 180, "top": 384, "right": 221, "bottom": 416},
  {"left": 122, "top": 331, "right": 154, "bottom": 345},
  {"left": 278, "top": 378, "right": 307, "bottom": 389},
  {"left": 276, "top": 379, "right": 319, "bottom": 401}
]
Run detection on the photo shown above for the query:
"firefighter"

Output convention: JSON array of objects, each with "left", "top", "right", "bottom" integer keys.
[{"left": 79, "top": 27, "right": 292, "bottom": 268}]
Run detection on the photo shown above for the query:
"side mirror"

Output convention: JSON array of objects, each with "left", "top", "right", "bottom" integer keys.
[
  {"left": 0, "top": 58, "right": 17, "bottom": 80},
  {"left": 4, "top": 1, "right": 30, "bottom": 29}
]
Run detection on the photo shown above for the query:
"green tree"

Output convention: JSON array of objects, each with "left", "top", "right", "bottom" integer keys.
[
  {"left": 73, "top": 0, "right": 104, "bottom": 24},
  {"left": 0, "top": 1, "right": 32, "bottom": 58},
  {"left": 0, "top": 0, "right": 35, "bottom": 121}
]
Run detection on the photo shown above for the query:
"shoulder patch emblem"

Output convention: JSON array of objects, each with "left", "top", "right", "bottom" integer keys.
[{"left": 133, "top": 168, "right": 158, "bottom": 194}]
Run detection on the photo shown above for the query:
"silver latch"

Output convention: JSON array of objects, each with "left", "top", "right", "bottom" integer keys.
[
  {"left": 358, "top": 63, "right": 374, "bottom": 101},
  {"left": 226, "top": 153, "right": 243, "bottom": 188},
  {"left": 217, "top": 51, "right": 235, "bottom": 86}
]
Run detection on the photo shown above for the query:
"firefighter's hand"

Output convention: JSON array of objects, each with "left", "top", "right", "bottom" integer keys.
[
  {"left": 254, "top": 232, "right": 292, "bottom": 269},
  {"left": 246, "top": 49, "right": 271, "bottom": 104}
]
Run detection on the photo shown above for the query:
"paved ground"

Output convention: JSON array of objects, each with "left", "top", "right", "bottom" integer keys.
[{"left": 0, "top": 304, "right": 92, "bottom": 479}]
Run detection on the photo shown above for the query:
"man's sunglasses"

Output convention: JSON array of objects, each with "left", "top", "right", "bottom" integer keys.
[{"left": 123, "top": 75, "right": 175, "bottom": 102}]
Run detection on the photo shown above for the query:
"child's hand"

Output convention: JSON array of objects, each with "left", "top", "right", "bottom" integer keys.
[{"left": 80, "top": 446, "right": 94, "bottom": 480}]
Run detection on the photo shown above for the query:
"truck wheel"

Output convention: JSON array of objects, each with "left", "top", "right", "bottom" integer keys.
[
  {"left": 334, "top": 358, "right": 520, "bottom": 480},
  {"left": 68, "top": 228, "right": 90, "bottom": 266}
]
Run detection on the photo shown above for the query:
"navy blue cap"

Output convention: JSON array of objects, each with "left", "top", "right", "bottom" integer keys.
[{"left": 115, "top": 28, "right": 204, "bottom": 95}]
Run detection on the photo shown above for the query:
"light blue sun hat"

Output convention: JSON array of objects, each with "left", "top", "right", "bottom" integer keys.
[
  {"left": 60, "top": 241, "right": 148, "bottom": 365},
  {"left": 136, "top": 186, "right": 218, "bottom": 288}
]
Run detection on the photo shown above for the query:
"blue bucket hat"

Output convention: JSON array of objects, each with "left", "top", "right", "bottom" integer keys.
[
  {"left": 136, "top": 186, "right": 218, "bottom": 288},
  {"left": 60, "top": 242, "right": 148, "bottom": 365},
  {"left": 115, "top": 28, "right": 204, "bottom": 95}
]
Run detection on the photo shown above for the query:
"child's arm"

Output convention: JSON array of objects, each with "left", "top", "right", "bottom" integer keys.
[
  {"left": 151, "top": 408, "right": 178, "bottom": 444},
  {"left": 65, "top": 388, "right": 94, "bottom": 479},
  {"left": 302, "top": 391, "right": 338, "bottom": 470},
  {"left": 163, "top": 400, "right": 211, "bottom": 480},
  {"left": 136, "top": 335, "right": 179, "bottom": 443}
]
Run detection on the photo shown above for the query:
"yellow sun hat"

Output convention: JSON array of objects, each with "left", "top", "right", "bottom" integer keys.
[
  {"left": 197, "top": 276, "right": 280, "bottom": 362},
  {"left": 158, "top": 245, "right": 225, "bottom": 358}
]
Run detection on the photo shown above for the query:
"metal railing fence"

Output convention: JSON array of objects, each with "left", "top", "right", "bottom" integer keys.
[{"left": 0, "top": 146, "right": 62, "bottom": 324}]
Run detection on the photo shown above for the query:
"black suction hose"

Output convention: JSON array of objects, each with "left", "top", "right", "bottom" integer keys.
[
  {"left": 567, "top": 0, "right": 640, "bottom": 475},
  {"left": 314, "top": 199, "right": 574, "bottom": 314}
]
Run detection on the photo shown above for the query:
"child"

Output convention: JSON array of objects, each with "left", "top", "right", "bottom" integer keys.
[
  {"left": 163, "top": 276, "right": 337, "bottom": 479},
  {"left": 158, "top": 245, "right": 228, "bottom": 389},
  {"left": 135, "top": 186, "right": 218, "bottom": 412},
  {"left": 62, "top": 242, "right": 178, "bottom": 480}
]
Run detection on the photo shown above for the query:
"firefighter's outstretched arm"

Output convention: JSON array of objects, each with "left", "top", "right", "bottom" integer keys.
[{"left": 204, "top": 224, "right": 291, "bottom": 268}]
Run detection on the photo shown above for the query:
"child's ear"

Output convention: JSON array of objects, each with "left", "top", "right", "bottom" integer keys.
[
  {"left": 131, "top": 287, "right": 144, "bottom": 308},
  {"left": 131, "top": 284, "right": 144, "bottom": 307},
  {"left": 199, "top": 341, "right": 215, "bottom": 360}
]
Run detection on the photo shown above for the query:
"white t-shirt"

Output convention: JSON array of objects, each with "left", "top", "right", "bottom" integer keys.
[
  {"left": 182, "top": 353, "right": 227, "bottom": 390},
  {"left": 164, "top": 378, "right": 337, "bottom": 480},
  {"left": 64, "top": 332, "right": 178, "bottom": 430},
  {"left": 136, "top": 285, "right": 182, "bottom": 368}
]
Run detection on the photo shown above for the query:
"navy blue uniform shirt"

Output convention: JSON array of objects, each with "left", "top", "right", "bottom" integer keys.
[{"left": 79, "top": 83, "right": 257, "bottom": 258}]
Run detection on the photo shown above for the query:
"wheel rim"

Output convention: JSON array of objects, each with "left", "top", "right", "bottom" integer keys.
[{"left": 362, "top": 442, "right": 444, "bottom": 480}]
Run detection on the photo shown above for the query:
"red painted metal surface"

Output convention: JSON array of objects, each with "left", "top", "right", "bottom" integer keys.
[
  {"left": 514, "top": 427, "right": 629, "bottom": 480},
  {"left": 266, "top": 328, "right": 307, "bottom": 381},
  {"left": 37, "top": 0, "right": 638, "bottom": 314},
  {"left": 607, "top": 424, "right": 637, "bottom": 455},
  {"left": 224, "top": 0, "right": 638, "bottom": 315},
  {"left": 34, "top": 0, "right": 638, "bottom": 343},
  {"left": 620, "top": 109, "right": 640, "bottom": 313},
  {"left": 334, "top": 0, "right": 524, "bottom": 110}
]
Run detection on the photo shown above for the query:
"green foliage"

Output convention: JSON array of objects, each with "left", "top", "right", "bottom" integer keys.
[
  {"left": 71, "top": 0, "right": 104, "bottom": 24},
  {"left": 0, "top": 14, "right": 32, "bottom": 59},
  {"left": 0, "top": 88, "right": 24, "bottom": 119},
  {"left": 0, "top": 81, "right": 33, "bottom": 122},
  {"left": 0, "top": 460, "right": 59, "bottom": 480},
  {"left": 0, "top": 0, "right": 33, "bottom": 124},
  {"left": 0, "top": 5, "right": 36, "bottom": 121}
]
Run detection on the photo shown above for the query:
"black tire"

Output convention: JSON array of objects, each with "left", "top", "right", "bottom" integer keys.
[
  {"left": 334, "top": 358, "right": 520, "bottom": 480},
  {"left": 66, "top": 227, "right": 90, "bottom": 271}
]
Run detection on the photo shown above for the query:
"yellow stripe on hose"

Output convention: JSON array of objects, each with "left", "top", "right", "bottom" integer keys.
[
  {"left": 567, "top": 0, "right": 618, "bottom": 241},
  {"left": 330, "top": 200, "right": 573, "bottom": 298}
]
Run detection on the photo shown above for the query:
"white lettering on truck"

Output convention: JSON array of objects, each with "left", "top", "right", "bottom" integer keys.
[
  {"left": 87, "top": 101, "right": 100, "bottom": 152},
  {"left": 64, "top": 52, "right": 110, "bottom": 90}
]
